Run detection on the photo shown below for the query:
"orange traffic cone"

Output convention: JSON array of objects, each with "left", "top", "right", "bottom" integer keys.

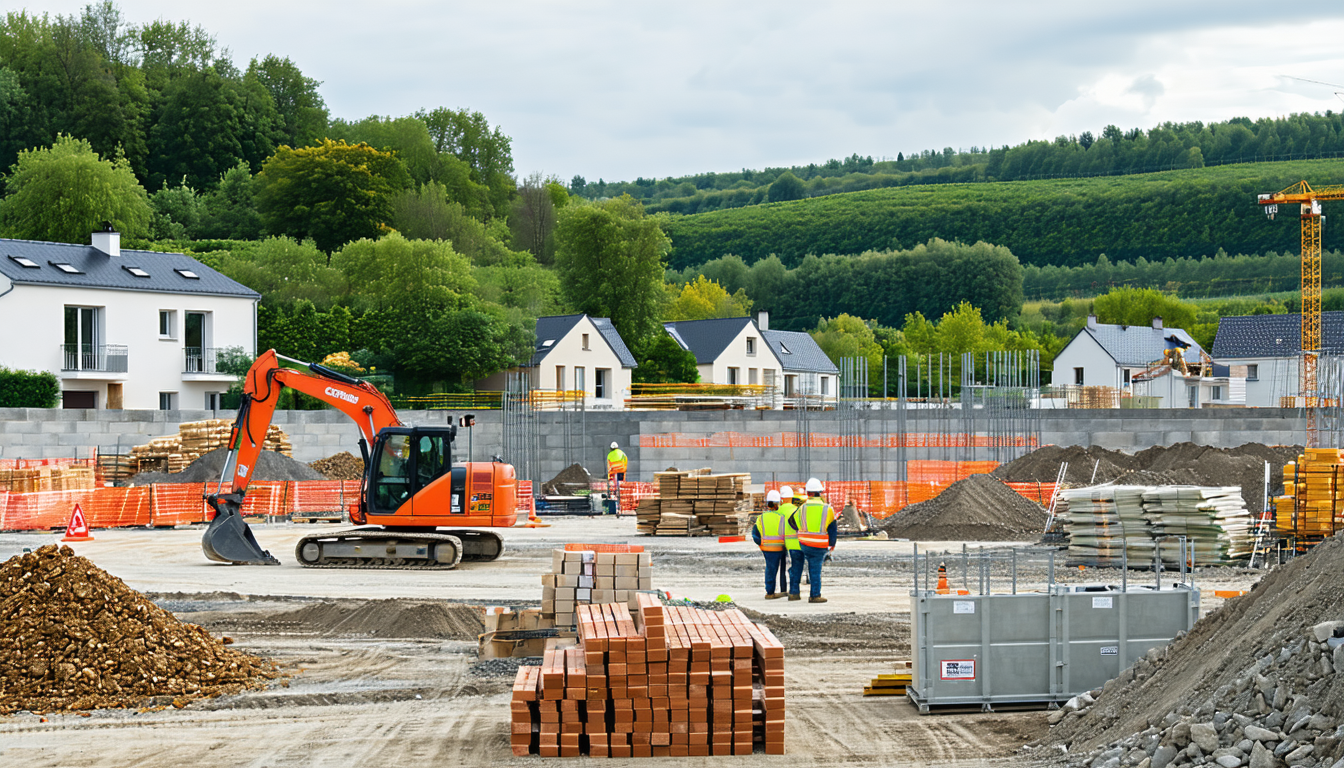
[
  {"left": 935, "top": 562, "right": 949, "bottom": 595},
  {"left": 522, "top": 507, "right": 550, "bottom": 528},
  {"left": 62, "top": 503, "right": 94, "bottom": 542}
]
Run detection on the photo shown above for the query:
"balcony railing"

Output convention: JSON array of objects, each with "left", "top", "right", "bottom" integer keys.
[
  {"left": 183, "top": 347, "right": 225, "bottom": 374},
  {"left": 60, "top": 344, "right": 128, "bottom": 373}
]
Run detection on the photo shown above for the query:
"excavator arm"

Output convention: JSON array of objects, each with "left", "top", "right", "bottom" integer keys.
[{"left": 202, "top": 349, "right": 403, "bottom": 564}]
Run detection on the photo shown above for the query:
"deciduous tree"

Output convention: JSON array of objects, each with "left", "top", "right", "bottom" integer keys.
[{"left": 0, "top": 134, "right": 150, "bottom": 242}]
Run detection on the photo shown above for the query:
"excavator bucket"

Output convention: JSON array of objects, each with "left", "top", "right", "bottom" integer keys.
[{"left": 202, "top": 494, "right": 280, "bottom": 565}]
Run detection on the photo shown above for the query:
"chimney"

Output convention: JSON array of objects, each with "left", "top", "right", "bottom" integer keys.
[
  {"left": 757, "top": 310, "right": 769, "bottom": 331},
  {"left": 91, "top": 222, "right": 120, "bottom": 258},
  {"left": 1086, "top": 314, "right": 1098, "bottom": 330},
  {"left": 1152, "top": 316, "right": 1163, "bottom": 330}
]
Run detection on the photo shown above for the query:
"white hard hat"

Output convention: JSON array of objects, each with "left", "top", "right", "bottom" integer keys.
[
  {"left": 610, "top": 442, "right": 618, "bottom": 449},
  {"left": 805, "top": 478, "right": 824, "bottom": 493},
  {"left": 778, "top": 486, "right": 793, "bottom": 499},
  {"left": 765, "top": 490, "right": 781, "bottom": 504}
]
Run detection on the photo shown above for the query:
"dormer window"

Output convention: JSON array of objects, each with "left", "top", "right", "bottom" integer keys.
[
  {"left": 123, "top": 266, "right": 150, "bottom": 278},
  {"left": 8, "top": 255, "right": 38, "bottom": 268},
  {"left": 51, "top": 262, "right": 83, "bottom": 274},
  {"left": 175, "top": 268, "right": 199, "bottom": 279},
  {"left": 780, "top": 343, "right": 792, "bottom": 355}
]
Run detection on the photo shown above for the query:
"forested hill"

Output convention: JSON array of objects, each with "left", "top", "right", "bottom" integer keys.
[{"left": 663, "top": 159, "right": 1344, "bottom": 271}]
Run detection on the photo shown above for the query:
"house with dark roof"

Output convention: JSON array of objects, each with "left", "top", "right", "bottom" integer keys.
[
  {"left": 662, "top": 315, "right": 785, "bottom": 394},
  {"left": 758, "top": 313, "right": 839, "bottom": 399},
  {"left": 1052, "top": 315, "right": 1241, "bottom": 407},
  {"left": 1211, "top": 312, "right": 1344, "bottom": 407},
  {"left": 478, "top": 313, "right": 636, "bottom": 409},
  {"left": 0, "top": 228, "right": 259, "bottom": 410}
]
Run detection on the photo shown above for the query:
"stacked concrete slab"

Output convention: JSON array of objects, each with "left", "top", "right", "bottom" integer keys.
[{"left": 542, "top": 549, "right": 652, "bottom": 629}]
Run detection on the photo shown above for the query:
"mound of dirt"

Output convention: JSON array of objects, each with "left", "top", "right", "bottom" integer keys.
[
  {"left": 130, "top": 447, "right": 325, "bottom": 486},
  {"left": 271, "top": 599, "right": 484, "bottom": 640},
  {"left": 993, "top": 445, "right": 1141, "bottom": 485},
  {"left": 0, "top": 545, "right": 277, "bottom": 714},
  {"left": 542, "top": 463, "right": 596, "bottom": 496},
  {"left": 1044, "top": 532, "right": 1344, "bottom": 767},
  {"left": 309, "top": 451, "right": 364, "bottom": 481},
  {"left": 878, "top": 474, "right": 1048, "bottom": 541}
]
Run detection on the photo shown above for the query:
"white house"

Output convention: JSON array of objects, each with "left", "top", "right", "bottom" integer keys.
[
  {"left": 0, "top": 229, "right": 258, "bottom": 410},
  {"left": 1053, "top": 315, "right": 1205, "bottom": 389},
  {"left": 477, "top": 314, "right": 636, "bottom": 409},
  {"left": 1211, "top": 312, "right": 1344, "bottom": 407},
  {"left": 662, "top": 316, "right": 785, "bottom": 391},
  {"left": 757, "top": 312, "right": 840, "bottom": 400}
]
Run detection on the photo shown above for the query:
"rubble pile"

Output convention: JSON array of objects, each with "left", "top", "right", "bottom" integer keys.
[
  {"left": 309, "top": 451, "right": 365, "bottom": 481},
  {"left": 0, "top": 545, "right": 278, "bottom": 713}
]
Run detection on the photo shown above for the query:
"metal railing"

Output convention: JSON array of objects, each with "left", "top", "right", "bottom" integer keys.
[
  {"left": 60, "top": 344, "right": 128, "bottom": 373},
  {"left": 183, "top": 347, "right": 224, "bottom": 373}
]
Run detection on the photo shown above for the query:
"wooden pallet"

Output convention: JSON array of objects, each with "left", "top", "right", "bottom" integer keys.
[{"left": 863, "top": 662, "right": 912, "bottom": 696}]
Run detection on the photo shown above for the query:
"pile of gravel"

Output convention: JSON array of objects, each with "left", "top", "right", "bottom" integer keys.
[
  {"left": 877, "top": 474, "right": 1048, "bottom": 541},
  {"left": 1040, "top": 532, "right": 1344, "bottom": 768},
  {"left": 309, "top": 451, "right": 364, "bottom": 481},
  {"left": 130, "top": 447, "right": 325, "bottom": 486}
]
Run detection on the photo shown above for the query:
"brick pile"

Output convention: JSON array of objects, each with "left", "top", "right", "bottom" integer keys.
[
  {"left": 542, "top": 548, "right": 651, "bottom": 629},
  {"left": 510, "top": 594, "right": 785, "bottom": 757},
  {"left": 636, "top": 471, "right": 752, "bottom": 536}
]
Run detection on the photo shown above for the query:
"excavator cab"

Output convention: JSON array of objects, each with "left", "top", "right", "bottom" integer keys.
[{"left": 366, "top": 426, "right": 457, "bottom": 516}]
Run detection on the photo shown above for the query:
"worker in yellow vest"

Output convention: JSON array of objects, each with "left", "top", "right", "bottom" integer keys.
[
  {"left": 778, "top": 486, "right": 801, "bottom": 596},
  {"left": 606, "top": 441, "right": 628, "bottom": 514},
  {"left": 786, "top": 478, "right": 837, "bottom": 603},
  {"left": 752, "top": 490, "right": 787, "bottom": 598}
]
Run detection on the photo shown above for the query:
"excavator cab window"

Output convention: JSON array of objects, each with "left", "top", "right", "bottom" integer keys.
[
  {"left": 371, "top": 433, "right": 413, "bottom": 513},
  {"left": 416, "top": 434, "right": 450, "bottom": 488}
]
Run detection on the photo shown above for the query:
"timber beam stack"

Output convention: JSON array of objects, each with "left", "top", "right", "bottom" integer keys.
[
  {"left": 510, "top": 594, "right": 785, "bottom": 757},
  {"left": 130, "top": 420, "right": 292, "bottom": 474},
  {"left": 636, "top": 470, "right": 753, "bottom": 537}
]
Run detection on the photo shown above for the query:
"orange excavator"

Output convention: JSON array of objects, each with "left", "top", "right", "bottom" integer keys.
[{"left": 202, "top": 349, "right": 517, "bottom": 568}]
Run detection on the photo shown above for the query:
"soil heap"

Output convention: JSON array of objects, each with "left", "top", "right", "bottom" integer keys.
[
  {"left": 271, "top": 599, "right": 484, "bottom": 640},
  {"left": 542, "top": 463, "right": 596, "bottom": 496},
  {"left": 878, "top": 474, "right": 1048, "bottom": 541},
  {"left": 130, "top": 447, "right": 325, "bottom": 486},
  {"left": 309, "top": 451, "right": 364, "bottom": 481},
  {"left": 1042, "top": 533, "right": 1344, "bottom": 768},
  {"left": 0, "top": 545, "right": 277, "bottom": 714},
  {"left": 994, "top": 442, "right": 1302, "bottom": 516}
]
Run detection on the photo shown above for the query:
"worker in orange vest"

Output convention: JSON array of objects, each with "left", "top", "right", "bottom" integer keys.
[
  {"left": 606, "top": 441, "right": 628, "bottom": 514},
  {"left": 752, "top": 490, "right": 787, "bottom": 598},
  {"left": 786, "top": 478, "right": 837, "bottom": 603}
]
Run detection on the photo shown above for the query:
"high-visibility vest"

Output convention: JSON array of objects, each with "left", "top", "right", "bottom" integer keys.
[
  {"left": 755, "top": 508, "right": 786, "bottom": 551},
  {"left": 779, "top": 503, "right": 800, "bottom": 550},
  {"left": 795, "top": 498, "right": 834, "bottom": 549},
  {"left": 607, "top": 449, "right": 628, "bottom": 476}
]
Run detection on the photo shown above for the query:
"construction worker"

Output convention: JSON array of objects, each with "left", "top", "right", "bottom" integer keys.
[
  {"left": 778, "top": 486, "right": 801, "bottom": 595},
  {"left": 786, "top": 478, "right": 837, "bottom": 603},
  {"left": 752, "top": 490, "right": 787, "bottom": 598},
  {"left": 606, "top": 441, "right": 628, "bottom": 514}
]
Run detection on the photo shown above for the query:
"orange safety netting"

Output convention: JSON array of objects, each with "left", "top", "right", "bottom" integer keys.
[
  {"left": 516, "top": 481, "right": 535, "bottom": 514},
  {"left": 906, "top": 460, "right": 1000, "bottom": 484},
  {"left": 150, "top": 483, "right": 209, "bottom": 526},
  {"left": 203, "top": 481, "right": 288, "bottom": 518},
  {"left": 0, "top": 488, "right": 142, "bottom": 530},
  {"left": 619, "top": 481, "right": 658, "bottom": 516},
  {"left": 289, "top": 480, "right": 361, "bottom": 516},
  {"left": 639, "top": 431, "right": 1040, "bottom": 450},
  {"left": 0, "top": 457, "right": 96, "bottom": 470},
  {"left": 1002, "top": 482, "right": 1060, "bottom": 505}
]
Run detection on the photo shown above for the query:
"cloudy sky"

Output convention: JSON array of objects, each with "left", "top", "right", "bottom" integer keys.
[{"left": 33, "top": 1, "right": 1344, "bottom": 183}]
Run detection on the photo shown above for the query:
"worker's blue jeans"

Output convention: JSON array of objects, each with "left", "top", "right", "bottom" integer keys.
[
  {"left": 788, "top": 547, "right": 828, "bottom": 598},
  {"left": 762, "top": 550, "right": 785, "bottom": 594}
]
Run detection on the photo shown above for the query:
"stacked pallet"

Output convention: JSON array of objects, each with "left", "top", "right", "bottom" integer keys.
[
  {"left": 635, "top": 470, "right": 752, "bottom": 536},
  {"left": 542, "top": 548, "right": 652, "bottom": 629},
  {"left": 509, "top": 594, "right": 785, "bottom": 758},
  {"left": 131, "top": 421, "right": 291, "bottom": 473},
  {"left": 97, "top": 453, "right": 137, "bottom": 482},
  {"left": 1060, "top": 486, "right": 1152, "bottom": 566},
  {"left": 1142, "top": 486, "right": 1253, "bottom": 565},
  {"left": 0, "top": 466, "right": 97, "bottom": 492},
  {"left": 1275, "top": 448, "right": 1344, "bottom": 537},
  {"left": 862, "top": 661, "right": 912, "bottom": 696}
]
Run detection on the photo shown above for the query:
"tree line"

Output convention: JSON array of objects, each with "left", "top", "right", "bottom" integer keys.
[{"left": 1024, "top": 250, "right": 1344, "bottom": 301}]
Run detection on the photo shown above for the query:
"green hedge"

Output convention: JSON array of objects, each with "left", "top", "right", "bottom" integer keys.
[{"left": 0, "top": 367, "right": 60, "bottom": 408}]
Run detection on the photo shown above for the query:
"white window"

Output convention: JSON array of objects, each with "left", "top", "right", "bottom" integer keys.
[
  {"left": 206, "top": 392, "right": 223, "bottom": 410},
  {"left": 784, "top": 375, "right": 797, "bottom": 396},
  {"left": 582, "top": 333, "right": 590, "bottom": 350},
  {"left": 1211, "top": 385, "right": 1223, "bottom": 401},
  {"left": 575, "top": 367, "right": 585, "bottom": 393},
  {"left": 728, "top": 367, "right": 739, "bottom": 385},
  {"left": 556, "top": 366, "right": 565, "bottom": 390},
  {"left": 159, "top": 310, "right": 176, "bottom": 338},
  {"left": 749, "top": 368, "right": 758, "bottom": 385},
  {"left": 159, "top": 392, "right": 178, "bottom": 410},
  {"left": 746, "top": 337, "right": 756, "bottom": 355},
  {"left": 1187, "top": 385, "right": 1198, "bottom": 408},
  {"left": 821, "top": 376, "right": 829, "bottom": 396},
  {"left": 595, "top": 368, "right": 609, "bottom": 399},
  {"left": 1074, "top": 367, "right": 1084, "bottom": 385},
  {"left": 1247, "top": 364, "right": 1259, "bottom": 381}
]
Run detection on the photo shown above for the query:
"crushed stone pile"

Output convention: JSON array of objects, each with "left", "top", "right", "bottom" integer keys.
[
  {"left": 877, "top": 474, "right": 1048, "bottom": 541},
  {"left": 994, "top": 443, "right": 1303, "bottom": 516},
  {"left": 271, "top": 599, "right": 484, "bottom": 640},
  {"left": 1041, "top": 533, "right": 1344, "bottom": 768},
  {"left": 0, "top": 545, "right": 277, "bottom": 714},
  {"left": 130, "top": 447, "right": 325, "bottom": 486},
  {"left": 542, "top": 463, "right": 596, "bottom": 496},
  {"left": 309, "top": 451, "right": 364, "bottom": 481}
]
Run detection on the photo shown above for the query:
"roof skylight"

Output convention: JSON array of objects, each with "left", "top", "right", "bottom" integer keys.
[
  {"left": 175, "top": 268, "right": 199, "bottom": 279},
  {"left": 123, "top": 266, "right": 150, "bottom": 278},
  {"left": 50, "top": 262, "right": 83, "bottom": 275},
  {"left": 7, "top": 255, "right": 38, "bottom": 268}
]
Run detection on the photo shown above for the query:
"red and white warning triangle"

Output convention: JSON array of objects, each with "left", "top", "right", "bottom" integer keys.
[{"left": 61, "top": 503, "right": 94, "bottom": 542}]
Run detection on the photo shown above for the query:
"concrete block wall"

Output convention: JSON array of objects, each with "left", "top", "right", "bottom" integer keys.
[{"left": 0, "top": 407, "right": 1309, "bottom": 484}]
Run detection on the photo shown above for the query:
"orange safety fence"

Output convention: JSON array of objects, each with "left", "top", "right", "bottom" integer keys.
[
  {"left": 288, "top": 480, "right": 361, "bottom": 516},
  {"left": 204, "top": 481, "right": 288, "bottom": 519},
  {"left": 619, "top": 481, "right": 658, "bottom": 516},
  {"left": 151, "top": 483, "right": 209, "bottom": 526},
  {"left": 639, "top": 431, "right": 1040, "bottom": 450},
  {"left": 906, "top": 460, "right": 1000, "bottom": 484},
  {"left": 516, "top": 481, "right": 535, "bottom": 514},
  {"left": 1002, "top": 482, "right": 1060, "bottom": 505},
  {"left": 0, "top": 487, "right": 152, "bottom": 530},
  {"left": 0, "top": 457, "right": 97, "bottom": 470}
]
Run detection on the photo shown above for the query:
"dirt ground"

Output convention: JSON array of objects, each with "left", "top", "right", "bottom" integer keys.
[{"left": 0, "top": 517, "right": 1266, "bottom": 768}]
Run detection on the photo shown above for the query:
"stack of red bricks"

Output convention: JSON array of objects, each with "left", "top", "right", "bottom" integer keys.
[{"left": 510, "top": 593, "right": 785, "bottom": 757}]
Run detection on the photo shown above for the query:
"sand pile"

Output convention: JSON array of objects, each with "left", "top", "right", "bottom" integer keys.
[
  {"left": 878, "top": 474, "right": 1048, "bottom": 541},
  {"left": 1043, "top": 533, "right": 1344, "bottom": 767},
  {"left": 130, "top": 447, "right": 325, "bottom": 486},
  {"left": 271, "top": 599, "right": 484, "bottom": 640},
  {"left": 542, "top": 463, "right": 596, "bottom": 496},
  {"left": 309, "top": 452, "right": 364, "bottom": 481},
  {"left": 0, "top": 545, "right": 277, "bottom": 714}
]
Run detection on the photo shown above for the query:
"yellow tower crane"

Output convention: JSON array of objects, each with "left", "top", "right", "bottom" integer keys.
[{"left": 1258, "top": 181, "right": 1344, "bottom": 444}]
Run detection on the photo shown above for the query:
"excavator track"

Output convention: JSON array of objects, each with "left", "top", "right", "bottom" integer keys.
[{"left": 294, "top": 528, "right": 505, "bottom": 569}]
